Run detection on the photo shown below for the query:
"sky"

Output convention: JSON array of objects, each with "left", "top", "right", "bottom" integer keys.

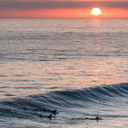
[{"left": 0, "top": 0, "right": 128, "bottom": 18}]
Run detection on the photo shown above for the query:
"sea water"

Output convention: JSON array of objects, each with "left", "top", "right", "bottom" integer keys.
[{"left": 0, "top": 18, "right": 128, "bottom": 128}]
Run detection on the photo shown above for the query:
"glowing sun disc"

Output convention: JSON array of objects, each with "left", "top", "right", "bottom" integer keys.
[{"left": 91, "top": 8, "right": 102, "bottom": 16}]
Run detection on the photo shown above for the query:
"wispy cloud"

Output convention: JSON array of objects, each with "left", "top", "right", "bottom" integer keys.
[{"left": 0, "top": 0, "right": 128, "bottom": 10}]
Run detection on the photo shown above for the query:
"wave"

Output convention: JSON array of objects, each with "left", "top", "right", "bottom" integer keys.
[{"left": 0, "top": 83, "right": 128, "bottom": 119}]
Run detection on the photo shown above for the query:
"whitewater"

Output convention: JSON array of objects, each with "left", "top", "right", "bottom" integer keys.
[{"left": 0, "top": 18, "right": 128, "bottom": 128}]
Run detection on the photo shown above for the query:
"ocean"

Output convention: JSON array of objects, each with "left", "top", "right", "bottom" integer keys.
[{"left": 0, "top": 18, "right": 128, "bottom": 128}]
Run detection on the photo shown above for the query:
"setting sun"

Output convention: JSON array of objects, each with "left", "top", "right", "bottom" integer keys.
[{"left": 91, "top": 8, "right": 102, "bottom": 16}]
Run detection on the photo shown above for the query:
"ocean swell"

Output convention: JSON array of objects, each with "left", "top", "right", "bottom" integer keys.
[{"left": 0, "top": 83, "right": 128, "bottom": 119}]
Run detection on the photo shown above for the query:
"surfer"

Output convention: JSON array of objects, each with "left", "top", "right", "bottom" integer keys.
[
  {"left": 48, "top": 114, "right": 52, "bottom": 120},
  {"left": 39, "top": 113, "right": 53, "bottom": 120},
  {"left": 71, "top": 115, "right": 102, "bottom": 121},
  {"left": 41, "top": 109, "right": 59, "bottom": 115},
  {"left": 52, "top": 110, "right": 59, "bottom": 115},
  {"left": 85, "top": 116, "right": 102, "bottom": 121},
  {"left": 95, "top": 116, "right": 101, "bottom": 121}
]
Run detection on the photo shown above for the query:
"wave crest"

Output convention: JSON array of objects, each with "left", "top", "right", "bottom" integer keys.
[{"left": 0, "top": 83, "right": 128, "bottom": 118}]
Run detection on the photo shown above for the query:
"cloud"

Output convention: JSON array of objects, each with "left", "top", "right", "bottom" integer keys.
[{"left": 0, "top": 0, "right": 128, "bottom": 10}]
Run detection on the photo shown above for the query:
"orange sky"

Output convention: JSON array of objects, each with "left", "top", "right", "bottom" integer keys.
[{"left": 0, "top": 0, "right": 128, "bottom": 18}]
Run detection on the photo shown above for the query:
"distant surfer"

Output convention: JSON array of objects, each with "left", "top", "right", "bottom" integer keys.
[
  {"left": 52, "top": 110, "right": 59, "bottom": 115},
  {"left": 48, "top": 114, "right": 52, "bottom": 120},
  {"left": 71, "top": 115, "right": 102, "bottom": 121},
  {"left": 40, "top": 109, "right": 59, "bottom": 115},
  {"left": 85, "top": 116, "right": 102, "bottom": 121},
  {"left": 39, "top": 113, "right": 53, "bottom": 120},
  {"left": 95, "top": 116, "right": 102, "bottom": 121}
]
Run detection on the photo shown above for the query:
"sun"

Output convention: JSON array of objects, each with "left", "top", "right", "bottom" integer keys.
[{"left": 91, "top": 8, "right": 102, "bottom": 16}]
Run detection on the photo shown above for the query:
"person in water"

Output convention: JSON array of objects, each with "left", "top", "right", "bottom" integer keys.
[
  {"left": 52, "top": 110, "right": 59, "bottom": 115},
  {"left": 39, "top": 113, "right": 53, "bottom": 120},
  {"left": 40, "top": 109, "right": 59, "bottom": 115},
  {"left": 85, "top": 116, "right": 102, "bottom": 121}
]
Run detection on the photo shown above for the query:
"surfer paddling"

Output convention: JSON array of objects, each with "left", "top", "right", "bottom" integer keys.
[
  {"left": 39, "top": 114, "right": 53, "bottom": 120},
  {"left": 71, "top": 115, "right": 102, "bottom": 122},
  {"left": 48, "top": 114, "right": 52, "bottom": 120},
  {"left": 41, "top": 109, "right": 59, "bottom": 115},
  {"left": 85, "top": 116, "right": 102, "bottom": 121},
  {"left": 52, "top": 110, "right": 59, "bottom": 115}
]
